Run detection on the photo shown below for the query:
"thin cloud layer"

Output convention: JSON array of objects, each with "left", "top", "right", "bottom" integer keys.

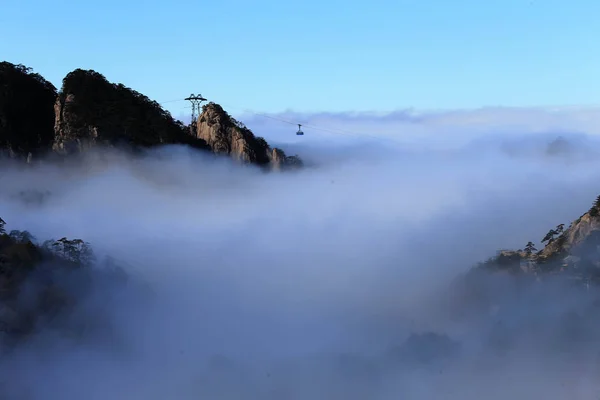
[
  {"left": 2, "top": 118, "right": 600, "bottom": 398},
  {"left": 231, "top": 105, "right": 600, "bottom": 149}
]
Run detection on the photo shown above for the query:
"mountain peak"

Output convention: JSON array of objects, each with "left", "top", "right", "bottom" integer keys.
[
  {"left": 196, "top": 101, "right": 302, "bottom": 170},
  {"left": 0, "top": 61, "right": 302, "bottom": 170}
]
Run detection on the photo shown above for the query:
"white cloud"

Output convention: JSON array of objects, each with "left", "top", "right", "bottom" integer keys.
[
  {"left": 2, "top": 112, "right": 600, "bottom": 398},
  {"left": 232, "top": 106, "right": 600, "bottom": 150}
]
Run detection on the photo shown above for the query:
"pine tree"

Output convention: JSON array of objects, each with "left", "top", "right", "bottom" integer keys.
[
  {"left": 591, "top": 196, "right": 600, "bottom": 217},
  {"left": 524, "top": 241, "right": 537, "bottom": 257},
  {"left": 541, "top": 229, "right": 557, "bottom": 244}
]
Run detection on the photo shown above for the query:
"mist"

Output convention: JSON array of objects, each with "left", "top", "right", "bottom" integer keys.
[{"left": 2, "top": 122, "right": 600, "bottom": 399}]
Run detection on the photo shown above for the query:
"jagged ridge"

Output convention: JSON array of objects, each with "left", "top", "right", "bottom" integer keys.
[
  {"left": 0, "top": 61, "right": 302, "bottom": 170},
  {"left": 476, "top": 195, "right": 600, "bottom": 283},
  {"left": 53, "top": 69, "right": 210, "bottom": 154},
  {"left": 197, "top": 102, "right": 302, "bottom": 169}
]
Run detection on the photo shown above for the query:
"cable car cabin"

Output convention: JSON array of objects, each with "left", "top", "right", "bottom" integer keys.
[{"left": 296, "top": 124, "right": 304, "bottom": 136}]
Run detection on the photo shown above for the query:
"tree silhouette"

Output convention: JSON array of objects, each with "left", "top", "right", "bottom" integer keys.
[
  {"left": 43, "top": 237, "right": 95, "bottom": 266},
  {"left": 524, "top": 241, "right": 537, "bottom": 257},
  {"left": 542, "top": 229, "right": 557, "bottom": 244},
  {"left": 591, "top": 195, "right": 600, "bottom": 217},
  {"left": 555, "top": 223, "right": 565, "bottom": 234}
]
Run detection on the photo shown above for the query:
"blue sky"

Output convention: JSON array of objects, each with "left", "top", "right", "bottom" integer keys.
[{"left": 2, "top": 0, "right": 600, "bottom": 116}]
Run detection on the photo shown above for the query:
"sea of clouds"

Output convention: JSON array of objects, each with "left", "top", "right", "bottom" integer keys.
[{"left": 3, "top": 107, "right": 600, "bottom": 398}]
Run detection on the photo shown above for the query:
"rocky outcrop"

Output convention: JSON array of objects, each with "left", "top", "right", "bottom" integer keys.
[
  {"left": 53, "top": 93, "right": 100, "bottom": 154},
  {"left": 53, "top": 69, "right": 210, "bottom": 155},
  {"left": 196, "top": 103, "right": 302, "bottom": 170},
  {"left": 269, "top": 147, "right": 303, "bottom": 170},
  {"left": 536, "top": 210, "right": 600, "bottom": 272},
  {"left": 196, "top": 103, "right": 267, "bottom": 164},
  {"left": 1, "top": 62, "right": 303, "bottom": 169},
  {"left": 0, "top": 62, "right": 57, "bottom": 158},
  {"left": 538, "top": 213, "right": 595, "bottom": 259},
  {"left": 477, "top": 197, "right": 600, "bottom": 280}
]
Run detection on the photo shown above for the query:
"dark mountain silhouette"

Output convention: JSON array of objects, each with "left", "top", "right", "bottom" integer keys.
[
  {"left": 0, "top": 62, "right": 57, "bottom": 160},
  {"left": 0, "top": 217, "right": 128, "bottom": 342},
  {"left": 0, "top": 61, "right": 302, "bottom": 170},
  {"left": 53, "top": 68, "right": 211, "bottom": 154}
]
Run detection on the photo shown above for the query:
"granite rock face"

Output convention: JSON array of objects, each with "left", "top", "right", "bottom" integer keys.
[
  {"left": 1, "top": 62, "right": 303, "bottom": 170},
  {"left": 196, "top": 102, "right": 302, "bottom": 170},
  {"left": 52, "top": 69, "right": 210, "bottom": 155}
]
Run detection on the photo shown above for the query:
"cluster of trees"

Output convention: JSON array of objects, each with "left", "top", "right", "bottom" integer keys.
[
  {"left": 522, "top": 223, "right": 566, "bottom": 257},
  {"left": 0, "top": 217, "right": 94, "bottom": 269},
  {"left": 41, "top": 237, "right": 94, "bottom": 266},
  {"left": 0, "top": 216, "right": 115, "bottom": 338},
  {"left": 483, "top": 195, "right": 600, "bottom": 279},
  {"left": 475, "top": 222, "right": 571, "bottom": 276},
  {"left": 460, "top": 193, "right": 600, "bottom": 319},
  {"left": 520, "top": 223, "right": 566, "bottom": 258}
]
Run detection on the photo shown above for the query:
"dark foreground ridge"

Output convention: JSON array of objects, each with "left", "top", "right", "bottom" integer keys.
[
  {"left": 0, "top": 217, "right": 129, "bottom": 344},
  {"left": 0, "top": 61, "right": 302, "bottom": 170}
]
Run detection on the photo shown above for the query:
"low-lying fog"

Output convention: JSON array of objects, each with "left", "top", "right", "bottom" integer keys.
[{"left": 2, "top": 113, "right": 600, "bottom": 399}]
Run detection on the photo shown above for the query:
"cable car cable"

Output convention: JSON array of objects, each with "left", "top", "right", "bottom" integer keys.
[
  {"left": 215, "top": 101, "right": 403, "bottom": 144},
  {"left": 160, "top": 98, "right": 404, "bottom": 144}
]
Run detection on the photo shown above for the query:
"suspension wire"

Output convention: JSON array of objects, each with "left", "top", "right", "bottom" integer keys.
[
  {"left": 158, "top": 98, "right": 187, "bottom": 105},
  {"left": 159, "top": 98, "right": 404, "bottom": 144},
  {"left": 217, "top": 102, "right": 404, "bottom": 144}
]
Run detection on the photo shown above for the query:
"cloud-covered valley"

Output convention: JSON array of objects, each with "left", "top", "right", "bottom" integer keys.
[{"left": 3, "top": 109, "right": 600, "bottom": 399}]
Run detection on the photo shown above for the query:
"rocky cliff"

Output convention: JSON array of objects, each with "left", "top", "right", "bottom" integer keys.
[
  {"left": 0, "top": 61, "right": 302, "bottom": 170},
  {"left": 53, "top": 69, "right": 210, "bottom": 154},
  {"left": 196, "top": 103, "right": 302, "bottom": 170},
  {"left": 475, "top": 196, "right": 600, "bottom": 283}
]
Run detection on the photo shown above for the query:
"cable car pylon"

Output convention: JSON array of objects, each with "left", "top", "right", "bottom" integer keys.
[{"left": 185, "top": 93, "right": 207, "bottom": 134}]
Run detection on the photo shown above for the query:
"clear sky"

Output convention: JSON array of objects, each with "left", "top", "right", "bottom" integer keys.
[{"left": 2, "top": 0, "right": 600, "bottom": 115}]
